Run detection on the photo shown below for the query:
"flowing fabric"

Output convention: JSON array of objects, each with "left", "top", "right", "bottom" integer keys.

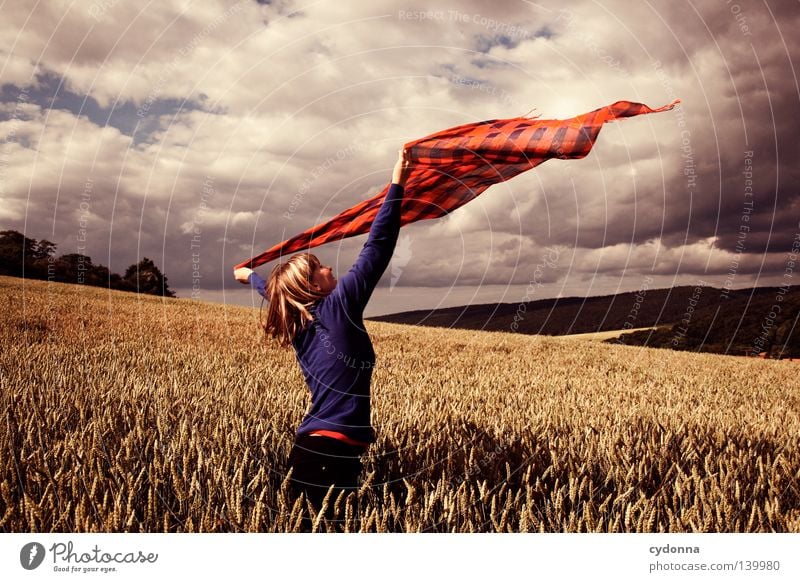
[{"left": 235, "top": 99, "right": 680, "bottom": 270}]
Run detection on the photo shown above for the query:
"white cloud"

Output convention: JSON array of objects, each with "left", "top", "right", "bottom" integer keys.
[{"left": 1, "top": 0, "right": 796, "bottom": 306}]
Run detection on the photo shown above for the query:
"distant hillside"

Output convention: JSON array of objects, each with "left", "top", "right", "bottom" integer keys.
[
  {"left": 615, "top": 287, "right": 800, "bottom": 358},
  {"left": 367, "top": 284, "right": 800, "bottom": 357}
]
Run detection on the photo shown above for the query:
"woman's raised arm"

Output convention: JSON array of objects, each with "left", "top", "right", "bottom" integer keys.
[{"left": 330, "top": 148, "right": 412, "bottom": 314}]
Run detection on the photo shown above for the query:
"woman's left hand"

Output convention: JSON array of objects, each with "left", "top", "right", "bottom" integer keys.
[{"left": 392, "top": 147, "right": 413, "bottom": 186}]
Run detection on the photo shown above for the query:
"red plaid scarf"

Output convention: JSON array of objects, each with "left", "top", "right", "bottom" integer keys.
[{"left": 235, "top": 99, "right": 679, "bottom": 270}]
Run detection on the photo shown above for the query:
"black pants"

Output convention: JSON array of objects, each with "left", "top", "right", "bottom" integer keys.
[{"left": 287, "top": 433, "right": 366, "bottom": 515}]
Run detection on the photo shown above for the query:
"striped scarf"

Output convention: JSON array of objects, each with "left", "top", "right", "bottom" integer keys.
[{"left": 235, "top": 99, "right": 679, "bottom": 270}]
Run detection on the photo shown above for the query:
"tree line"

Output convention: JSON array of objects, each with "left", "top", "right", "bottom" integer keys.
[{"left": 0, "top": 229, "right": 175, "bottom": 297}]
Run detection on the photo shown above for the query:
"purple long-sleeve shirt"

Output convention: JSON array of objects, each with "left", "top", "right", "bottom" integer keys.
[{"left": 248, "top": 183, "right": 404, "bottom": 444}]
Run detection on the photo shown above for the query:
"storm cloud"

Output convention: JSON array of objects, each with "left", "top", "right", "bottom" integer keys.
[{"left": 1, "top": 0, "right": 797, "bottom": 315}]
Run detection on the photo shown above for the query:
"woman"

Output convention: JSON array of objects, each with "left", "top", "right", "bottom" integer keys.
[{"left": 234, "top": 148, "right": 412, "bottom": 514}]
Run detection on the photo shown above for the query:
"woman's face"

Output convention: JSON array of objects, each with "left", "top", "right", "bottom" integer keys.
[{"left": 311, "top": 263, "right": 337, "bottom": 294}]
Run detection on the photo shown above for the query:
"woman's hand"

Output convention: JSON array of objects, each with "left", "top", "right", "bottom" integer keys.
[
  {"left": 234, "top": 267, "right": 254, "bottom": 284},
  {"left": 392, "top": 147, "right": 412, "bottom": 186}
]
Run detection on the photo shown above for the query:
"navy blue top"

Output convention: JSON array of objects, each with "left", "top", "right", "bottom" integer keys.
[{"left": 248, "top": 183, "right": 404, "bottom": 444}]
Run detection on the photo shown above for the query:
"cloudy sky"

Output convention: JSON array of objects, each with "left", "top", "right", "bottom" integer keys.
[{"left": 1, "top": 0, "right": 798, "bottom": 317}]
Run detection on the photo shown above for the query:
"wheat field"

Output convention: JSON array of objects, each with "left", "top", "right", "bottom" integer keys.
[{"left": 1, "top": 275, "right": 798, "bottom": 532}]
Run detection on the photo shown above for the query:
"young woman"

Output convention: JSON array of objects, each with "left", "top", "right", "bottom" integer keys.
[{"left": 234, "top": 148, "right": 412, "bottom": 513}]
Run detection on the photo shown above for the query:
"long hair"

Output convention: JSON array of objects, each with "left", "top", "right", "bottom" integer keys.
[{"left": 262, "top": 253, "right": 327, "bottom": 348}]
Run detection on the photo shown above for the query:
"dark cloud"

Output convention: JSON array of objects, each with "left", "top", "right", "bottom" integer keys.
[{"left": 1, "top": 0, "right": 797, "bottom": 314}]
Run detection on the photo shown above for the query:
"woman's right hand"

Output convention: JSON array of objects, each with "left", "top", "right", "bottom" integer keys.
[
  {"left": 392, "top": 147, "right": 412, "bottom": 186},
  {"left": 234, "top": 267, "right": 254, "bottom": 284}
]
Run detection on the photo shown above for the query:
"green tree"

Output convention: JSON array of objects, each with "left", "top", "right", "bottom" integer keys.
[
  {"left": 29, "top": 238, "right": 57, "bottom": 278},
  {"left": 123, "top": 257, "right": 175, "bottom": 297},
  {"left": 33, "top": 239, "right": 57, "bottom": 260},
  {"left": 1, "top": 230, "right": 176, "bottom": 298},
  {"left": 0, "top": 230, "right": 61, "bottom": 278},
  {"left": 0, "top": 230, "right": 35, "bottom": 275},
  {"left": 55, "top": 253, "right": 93, "bottom": 284}
]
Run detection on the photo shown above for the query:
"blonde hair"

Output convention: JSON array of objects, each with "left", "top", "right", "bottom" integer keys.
[{"left": 262, "top": 253, "right": 327, "bottom": 348}]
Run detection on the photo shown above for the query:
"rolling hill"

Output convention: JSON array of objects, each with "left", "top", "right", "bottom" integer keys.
[{"left": 368, "top": 284, "right": 800, "bottom": 357}]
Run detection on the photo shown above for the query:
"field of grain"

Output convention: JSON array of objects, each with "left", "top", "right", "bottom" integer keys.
[{"left": 1, "top": 275, "right": 799, "bottom": 532}]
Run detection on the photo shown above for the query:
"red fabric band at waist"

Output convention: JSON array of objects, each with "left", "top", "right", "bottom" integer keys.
[{"left": 307, "top": 430, "right": 370, "bottom": 448}]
